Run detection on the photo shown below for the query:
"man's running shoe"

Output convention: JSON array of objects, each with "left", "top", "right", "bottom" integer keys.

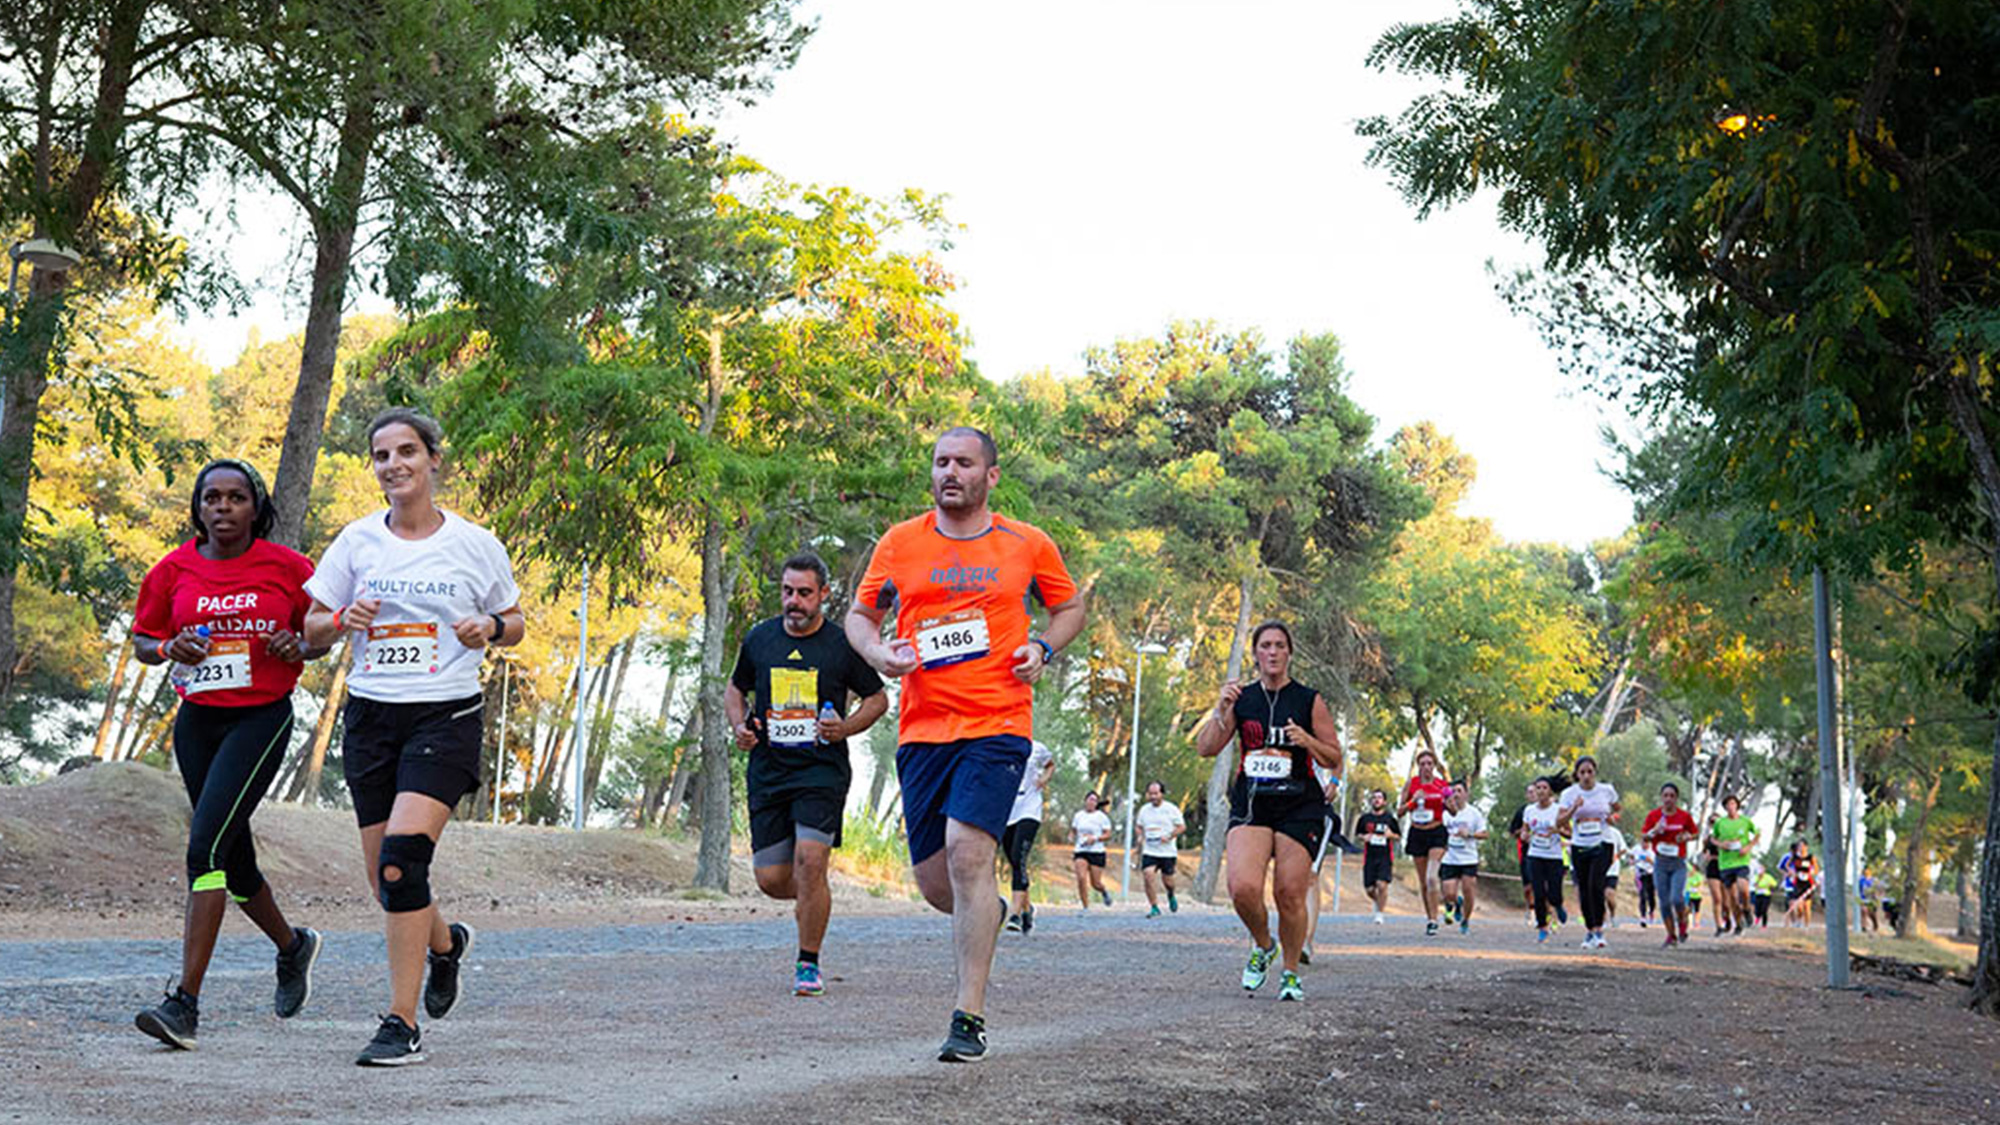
[
  {"left": 424, "top": 921, "right": 474, "bottom": 1020},
  {"left": 1241, "top": 943, "right": 1276, "bottom": 991},
  {"left": 1442, "top": 901, "right": 1458, "bottom": 926},
  {"left": 1167, "top": 890, "right": 1178, "bottom": 913},
  {"left": 135, "top": 986, "right": 198, "bottom": 1050},
  {"left": 1099, "top": 887, "right": 1112, "bottom": 908},
  {"left": 1299, "top": 946, "right": 1312, "bottom": 966},
  {"left": 1004, "top": 913, "right": 1023, "bottom": 933},
  {"left": 355, "top": 1014, "right": 424, "bottom": 1067},
  {"left": 1425, "top": 920, "right": 1439, "bottom": 937},
  {"left": 1278, "top": 970, "right": 1304, "bottom": 1002},
  {"left": 1020, "top": 905, "right": 1035, "bottom": 934},
  {"left": 938, "top": 1010, "right": 987, "bottom": 1063},
  {"left": 274, "top": 926, "right": 321, "bottom": 1019},
  {"left": 1372, "top": 911, "right": 1384, "bottom": 925},
  {"left": 1536, "top": 927, "right": 1550, "bottom": 944},
  {"left": 1459, "top": 918, "right": 1470, "bottom": 935},
  {"left": 1663, "top": 933, "right": 1678, "bottom": 948},
  {"left": 793, "top": 960, "right": 825, "bottom": 997},
  {"left": 1147, "top": 905, "right": 1161, "bottom": 918},
  {"left": 1556, "top": 905, "right": 1569, "bottom": 925}
]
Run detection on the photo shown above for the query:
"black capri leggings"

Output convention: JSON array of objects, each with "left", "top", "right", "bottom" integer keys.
[
  {"left": 1572, "top": 844, "right": 1613, "bottom": 929},
  {"left": 174, "top": 696, "right": 295, "bottom": 900},
  {"left": 1638, "top": 871, "right": 1657, "bottom": 917},
  {"left": 1526, "top": 855, "right": 1566, "bottom": 929},
  {"left": 1000, "top": 818, "right": 1041, "bottom": 892}
]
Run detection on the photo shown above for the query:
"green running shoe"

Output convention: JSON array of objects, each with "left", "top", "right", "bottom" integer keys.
[
  {"left": 1278, "top": 970, "right": 1304, "bottom": 1002},
  {"left": 1241, "top": 943, "right": 1276, "bottom": 991}
]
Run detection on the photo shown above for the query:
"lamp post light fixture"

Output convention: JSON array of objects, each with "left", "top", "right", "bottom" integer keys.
[
  {"left": 1, "top": 238, "right": 84, "bottom": 435},
  {"left": 1120, "top": 640, "right": 1172, "bottom": 903}
]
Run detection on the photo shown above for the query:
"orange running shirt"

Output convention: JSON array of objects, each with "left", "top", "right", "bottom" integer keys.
[{"left": 856, "top": 511, "right": 1077, "bottom": 745}]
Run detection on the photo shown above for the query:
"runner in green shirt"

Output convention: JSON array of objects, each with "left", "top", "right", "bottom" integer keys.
[
  {"left": 1751, "top": 866, "right": 1778, "bottom": 928},
  {"left": 1708, "top": 795, "right": 1758, "bottom": 936}
]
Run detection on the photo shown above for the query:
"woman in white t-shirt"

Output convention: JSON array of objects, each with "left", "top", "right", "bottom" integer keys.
[
  {"left": 1438, "top": 784, "right": 1488, "bottom": 934},
  {"left": 302, "top": 409, "right": 524, "bottom": 1067},
  {"left": 1002, "top": 740, "right": 1056, "bottom": 933},
  {"left": 1555, "top": 755, "right": 1622, "bottom": 950},
  {"left": 1516, "top": 778, "right": 1566, "bottom": 943},
  {"left": 1070, "top": 791, "right": 1114, "bottom": 908}
]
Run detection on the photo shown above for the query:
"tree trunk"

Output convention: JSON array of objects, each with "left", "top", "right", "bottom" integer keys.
[
  {"left": 1592, "top": 632, "right": 1636, "bottom": 742},
  {"left": 116, "top": 666, "right": 161, "bottom": 761},
  {"left": 1894, "top": 768, "right": 1941, "bottom": 939},
  {"left": 0, "top": 0, "right": 145, "bottom": 710},
  {"left": 693, "top": 509, "right": 735, "bottom": 890},
  {"left": 581, "top": 634, "right": 636, "bottom": 814},
  {"left": 287, "top": 639, "right": 348, "bottom": 803},
  {"left": 91, "top": 639, "right": 133, "bottom": 759},
  {"left": 663, "top": 701, "right": 701, "bottom": 829},
  {"left": 267, "top": 80, "right": 377, "bottom": 549},
  {"left": 1192, "top": 569, "right": 1257, "bottom": 904}
]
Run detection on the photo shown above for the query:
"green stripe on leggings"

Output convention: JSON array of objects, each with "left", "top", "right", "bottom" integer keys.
[{"left": 204, "top": 711, "right": 296, "bottom": 880}]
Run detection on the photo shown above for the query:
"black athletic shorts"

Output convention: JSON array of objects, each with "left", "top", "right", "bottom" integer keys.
[
  {"left": 1074, "top": 851, "right": 1107, "bottom": 868},
  {"left": 1438, "top": 862, "right": 1478, "bottom": 881},
  {"left": 1363, "top": 850, "right": 1395, "bottom": 889},
  {"left": 1605, "top": 875, "right": 1620, "bottom": 889},
  {"left": 1703, "top": 857, "right": 1723, "bottom": 880},
  {"left": 1718, "top": 866, "right": 1749, "bottom": 886},
  {"left": 1406, "top": 824, "right": 1450, "bottom": 855},
  {"left": 342, "top": 694, "right": 485, "bottom": 827},
  {"left": 1141, "top": 854, "right": 1177, "bottom": 874},
  {"left": 748, "top": 785, "right": 845, "bottom": 862},
  {"left": 1227, "top": 783, "right": 1327, "bottom": 857},
  {"left": 1786, "top": 884, "right": 1814, "bottom": 903}
]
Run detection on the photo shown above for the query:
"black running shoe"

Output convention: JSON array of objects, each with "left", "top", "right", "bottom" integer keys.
[
  {"left": 135, "top": 987, "right": 199, "bottom": 1050},
  {"left": 937, "top": 1009, "right": 988, "bottom": 1063},
  {"left": 274, "top": 926, "right": 321, "bottom": 1019},
  {"left": 423, "top": 922, "right": 474, "bottom": 1020},
  {"left": 1004, "top": 913, "right": 1023, "bottom": 933},
  {"left": 355, "top": 1014, "right": 425, "bottom": 1067},
  {"left": 1020, "top": 904, "right": 1035, "bottom": 934}
]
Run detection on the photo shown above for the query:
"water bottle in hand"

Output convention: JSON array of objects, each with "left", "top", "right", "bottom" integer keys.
[
  {"left": 169, "top": 625, "right": 212, "bottom": 696},
  {"left": 818, "top": 701, "right": 839, "bottom": 745}
]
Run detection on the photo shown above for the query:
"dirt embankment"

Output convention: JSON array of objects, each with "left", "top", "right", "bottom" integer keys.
[{"left": 0, "top": 762, "right": 918, "bottom": 940}]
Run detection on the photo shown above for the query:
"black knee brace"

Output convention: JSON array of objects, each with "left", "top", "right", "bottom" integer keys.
[{"left": 377, "top": 833, "right": 436, "bottom": 913}]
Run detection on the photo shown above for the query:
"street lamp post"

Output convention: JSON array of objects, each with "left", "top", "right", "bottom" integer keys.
[
  {"left": 493, "top": 654, "right": 511, "bottom": 824},
  {"left": 572, "top": 561, "right": 590, "bottom": 831},
  {"left": 1120, "top": 641, "right": 1170, "bottom": 903},
  {"left": 0, "top": 238, "right": 83, "bottom": 434}
]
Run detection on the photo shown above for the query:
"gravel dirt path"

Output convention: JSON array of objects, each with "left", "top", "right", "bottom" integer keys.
[{"left": 4, "top": 902, "right": 1996, "bottom": 1125}]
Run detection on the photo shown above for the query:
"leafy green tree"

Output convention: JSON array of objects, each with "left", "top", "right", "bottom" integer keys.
[{"left": 1363, "top": 0, "right": 2000, "bottom": 1014}]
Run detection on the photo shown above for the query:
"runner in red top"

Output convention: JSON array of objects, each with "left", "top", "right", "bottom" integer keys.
[
  {"left": 1399, "top": 750, "right": 1454, "bottom": 936},
  {"left": 1641, "top": 782, "right": 1699, "bottom": 946},
  {"left": 128, "top": 459, "right": 327, "bottom": 1050},
  {"left": 846, "top": 426, "right": 1085, "bottom": 1063}
]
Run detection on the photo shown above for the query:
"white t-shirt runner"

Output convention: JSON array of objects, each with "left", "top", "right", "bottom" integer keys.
[
  {"left": 1443, "top": 805, "right": 1487, "bottom": 866},
  {"left": 1007, "top": 740, "right": 1055, "bottom": 826},
  {"left": 1071, "top": 809, "right": 1112, "bottom": 853},
  {"left": 305, "top": 510, "right": 520, "bottom": 704},
  {"left": 1136, "top": 801, "right": 1185, "bottom": 858},
  {"left": 1523, "top": 803, "right": 1564, "bottom": 860},
  {"left": 1557, "top": 781, "right": 1620, "bottom": 851}
]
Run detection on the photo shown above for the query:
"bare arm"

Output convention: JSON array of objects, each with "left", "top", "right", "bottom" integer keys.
[
  {"left": 840, "top": 691, "right": 890, "bottom": 738},
  {"left": 723, "top": 682, "right": 757, "bottom": 751},
  {"left": 1194, "top": 681, "right": 1242, "bottom": 758},
  {"left": 1011, "top": 595, "right": 1087, "bottom": 684},
  {"left": 845, "top": 603, "right": 918, "bottom": 678}
]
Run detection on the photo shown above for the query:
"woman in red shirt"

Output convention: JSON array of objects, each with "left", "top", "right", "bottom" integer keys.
[
  {"left": 1399, "top": 749, "right": 1454, "bottom": 937},
  {"left": 129, "top": 460, "right": 327, "bottom": 1050},
  {"left": 1641, "top": 782, "right": 1699, "bottom": 947}
]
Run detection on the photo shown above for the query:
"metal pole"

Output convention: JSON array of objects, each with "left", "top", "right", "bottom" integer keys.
[
  {"left": 571, "top": 561, "right": 590, "bottom": 831},
  {"left": 1121, "top": 648, "right": 1144, "bottom": 903},
  {"left": 1812, "top": 567, "right": 1851, "bottom": 986},
  {"left": 1330, "top": 713, "right": 1347, "bottom": 917},
  {"left": 493, "top": 657, "right": 510, "bottom": 823}
]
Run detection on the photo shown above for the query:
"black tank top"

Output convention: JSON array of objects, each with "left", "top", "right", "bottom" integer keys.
[{"left": 1231, "top": 679, "right": 1320, "bottom": 797}]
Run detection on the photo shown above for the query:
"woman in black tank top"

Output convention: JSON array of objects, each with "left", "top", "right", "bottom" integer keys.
[{"left": 1194, "top": 621, "right": 1343, "bottom": 1003}]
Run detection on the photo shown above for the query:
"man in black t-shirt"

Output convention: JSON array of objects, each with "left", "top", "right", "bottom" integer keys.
[
  {"left": 1355, "top": 789, "right": 1399, "bottom": 924},
  {"left": 726, "top": 551, "right": 888, "bottom": 998}
]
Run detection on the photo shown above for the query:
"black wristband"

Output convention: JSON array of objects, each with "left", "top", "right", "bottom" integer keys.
[{"left": 489, "top": 612, "right": 506, "bottom": 641}]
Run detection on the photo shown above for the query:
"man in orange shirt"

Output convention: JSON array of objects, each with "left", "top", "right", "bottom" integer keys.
[{"left": 846, "top": 426, "right": 1086, "bottom": 1063}]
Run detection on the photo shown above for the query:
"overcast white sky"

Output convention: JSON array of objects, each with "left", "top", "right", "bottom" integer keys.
[{"left": 178, "top": 0, "right": 1637, "bottom": 550}]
